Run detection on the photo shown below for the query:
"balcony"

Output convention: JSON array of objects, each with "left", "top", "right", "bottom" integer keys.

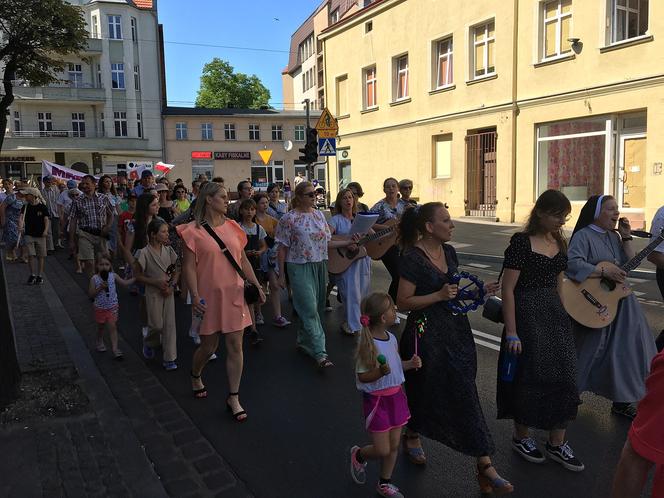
[
  {"left": 4, "top": 130, "right": 147, "bottom": 152},
  {"left": 82, "top": 37, "right": 103, "bottom": 53},
  {"left": 10, "top": 80, "right": 106, "bottom": 103}
]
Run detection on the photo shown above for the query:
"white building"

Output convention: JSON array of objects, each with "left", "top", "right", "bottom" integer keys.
[{"left": 1, "top": 0, "right": 164, "bottom": 179}]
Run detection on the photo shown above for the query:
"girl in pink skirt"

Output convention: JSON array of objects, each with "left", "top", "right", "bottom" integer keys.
[{"left": 349, "top": 292, "right": 422, "bottom": 498}]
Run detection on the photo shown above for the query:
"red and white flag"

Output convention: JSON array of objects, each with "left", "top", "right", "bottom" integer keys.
[{"left": 154, "top": 161, "right": 175, "bottom": 174}]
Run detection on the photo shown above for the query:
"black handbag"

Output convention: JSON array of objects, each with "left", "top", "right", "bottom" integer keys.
[
  {"left": 482, "top": 266, "right": 504, "bottom": 323},
  {"left": 202, "top": 221, "right": 261, "bottom": 305}
]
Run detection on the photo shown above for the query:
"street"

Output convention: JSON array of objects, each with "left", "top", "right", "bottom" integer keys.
[{"left": 53, "top": 220, "right": 659, "bottom": 498}]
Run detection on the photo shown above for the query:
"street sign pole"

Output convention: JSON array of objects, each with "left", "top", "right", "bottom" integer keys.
[{"left": 303, "top": 99, "right": 314, "bottom": 181}]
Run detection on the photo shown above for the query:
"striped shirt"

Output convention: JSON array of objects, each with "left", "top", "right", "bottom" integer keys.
[{"left": 41, "top": 186, "right": 60, "bottom": 218}]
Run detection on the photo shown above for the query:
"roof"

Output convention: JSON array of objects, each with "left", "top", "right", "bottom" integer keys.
[
  {"left": 320, "top": 0, "right": 387, "bottom": 35},
  {"left": 163, "top": 107, "right": 321, "bottom": 118},
  {"left": 132, "top": 0, "right": 153, "bottom": 9}
]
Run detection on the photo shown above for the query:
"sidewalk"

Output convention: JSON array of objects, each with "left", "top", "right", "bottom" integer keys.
[{"left": 0, "top": 252, "right": 252, "bottom": 498}]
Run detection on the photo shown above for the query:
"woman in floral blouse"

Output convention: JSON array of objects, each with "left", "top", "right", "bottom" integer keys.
[{"left": 276, "top": 181, "right": 357, "bottom": 369}]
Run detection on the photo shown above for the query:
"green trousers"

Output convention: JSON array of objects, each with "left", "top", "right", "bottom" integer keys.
[{"left": 287, "top": 261, "right": 328, "bottom": 361}]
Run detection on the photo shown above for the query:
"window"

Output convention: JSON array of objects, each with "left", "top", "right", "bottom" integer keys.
[
  {"left": 298, "top": 34, "right": 315, "bottom": 62},
  {"left": 108, "top": 15, "right": 122, "bottom": 39},
  {"left": 97, "top": 64, "right": 102, "bottom": 88},
  {"left": 393, "top": 54, "right": 409, "bottom": 101},
  {"left": 114, "top": 111, "right": 128, "bottom": 137},
  {"left": 137, "top": 113, "right": 142, "bottom": 138},
  {"left": 295, "top": 124, "right": 305, "bottom": 141},
  {"left": 38, "top": 112, "right": 53, "bottom": 136},
  {"left": 271, "top": 125, "right": 283, "bottom": 141},
  {"left": 176, "top": 122, "right": 188, "bottom": 140},
  {"left": 111, "top": 63, "right": 125, "bottom": 89},
  {"left": 68, "top": 63, "right": 83, "bottom": 87},
  {"left": 363, "top": 66, "right": 377, "bottom": 109},
  {"left": 201, "top": 123, "right": 213, "bottom": 140},
  {"left": 72, "top": 113, "right": 86, "bottom": 138},
  {"left": 542, "top": 0, "right": 572, "bottom": 60},
  {"left": 13, "top": 111, "right": 20, "bottom": 132},
  {"left": 536, "top": 116, "right": 610, "bottom": 201},
  {"left": 434, "top": 134, "right": 452, "bottom": 178},
  {"left": 302, "top": 68, "right": 315, "bottom": 92},
  {"left": 365, "top": 21, "right": 373, "bottom": 33},
  {"left": 134, "top": 65, "right": 140, "bottom": 91},
  {"left": 100, "top": 112, "right": 105, "bottom": 136},
  {"left": 91, "top": 15, "right": 99, "bottom": 38},
  {"left": 471, "top": 20, "right": 496, "bottom": 79},
  {"left": 224, "top": 123, "right": 236, "bottom": 140},
  {"left": 434, "top": 37, "right": 454, "bottom": 88},
  {"left": 336, "top": 75, "right": 348, "bottom": 116},
  {"left": 611, "top": 0, "right": 649, "bottom": 43},
  {"left": 249, "top": 124, "right": 260, "bottom": 141},
  {"left": 330, "top": 8, "right": 339, "bottom": 24},
  {"left": 130, "top": 17, "right": 137, "bottom": 42}
]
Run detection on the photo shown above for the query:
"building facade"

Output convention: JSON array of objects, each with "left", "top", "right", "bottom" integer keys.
[
  {"left": 163, "top": 107, "right": 324, "bottom": 190},
  {"left": 320, "top": 0, "right": 663, "bottom": 227},
  {"left": 1, "top": 0, "right": 164, "bottom": 179}
]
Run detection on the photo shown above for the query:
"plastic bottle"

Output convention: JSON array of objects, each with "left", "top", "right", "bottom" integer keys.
[
  {"left": 190, "top": 298, "right": 206, "bottom": 335},
  {"left": 500, "top": 351, "right": 518, "bottom": 382}
]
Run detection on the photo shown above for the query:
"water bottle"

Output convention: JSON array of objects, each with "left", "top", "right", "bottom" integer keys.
[
  {"left": 500, "top": 351, "right": 518, "bottom": 382},
  {"left": 190, "top": 298, "right": 206, "bottom": 335}
]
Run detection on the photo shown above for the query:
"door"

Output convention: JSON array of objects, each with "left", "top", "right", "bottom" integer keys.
[
  {"left": 620, "top": 137, "right": 646, "bottom": 209},
  {"left": 465, "top": 129, "right": 497, "bottom": 216}
]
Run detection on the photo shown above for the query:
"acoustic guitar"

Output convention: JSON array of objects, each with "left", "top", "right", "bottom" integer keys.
[
  {"left": 559, "top": 228, "right": 664, "bottom": 328},
  {"left": 365, "top": 218, "right": 399, "bottom": 260},
  {"left": 328, "top": 225, "right": 397, "bottom": 274}
]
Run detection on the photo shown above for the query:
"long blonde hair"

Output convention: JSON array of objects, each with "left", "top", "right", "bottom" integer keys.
[
  {"left": 193, "top": 182, "right": 226, "bottom": 226},
  {"left": 355, "top": 292, "right": 394, "bottom": 370},
  {"left": 291, "top": 181, "right": 313, "bottom": 210}
]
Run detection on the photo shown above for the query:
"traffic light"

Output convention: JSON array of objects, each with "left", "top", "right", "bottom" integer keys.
[{"left": 298, "top": 127, "right": 318, "bottom": 164}]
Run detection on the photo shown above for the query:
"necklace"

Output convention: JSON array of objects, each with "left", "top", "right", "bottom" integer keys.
[{"left": 421, "top": 242, "right": 443, "bottom": 261}]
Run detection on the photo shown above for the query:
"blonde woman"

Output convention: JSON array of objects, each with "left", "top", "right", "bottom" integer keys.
[{"left": 178, "top": 183, "right": 265, "bottom": 421}]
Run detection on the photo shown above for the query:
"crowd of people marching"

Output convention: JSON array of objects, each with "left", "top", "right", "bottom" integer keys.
[{"left": 1, "top": 170, "right": 663, "bottom": 498}]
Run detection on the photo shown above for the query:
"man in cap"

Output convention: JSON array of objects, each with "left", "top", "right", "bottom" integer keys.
[
  {"left": 68, "top": 175, "right": 113, "bottom": 277},
  {"left": 132, "top": 169, "right": 155, "bottom": 196},
  {"left": 41, "top": 175, "right": 60, "bottom": 252},
  {"left": 17, "top": 187, "right": 50, "bottom": 285}
]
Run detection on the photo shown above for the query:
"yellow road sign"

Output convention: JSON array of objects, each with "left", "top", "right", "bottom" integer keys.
[
  {"left": 315, "top": 108, "right": 338, "bottom": 135},
  {"left": 258, "top": 149, "right": 273, "bottom": 165}
]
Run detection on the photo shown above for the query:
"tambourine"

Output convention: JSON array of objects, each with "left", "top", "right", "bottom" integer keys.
[{"left": 446, "top": 271, "right": 486, "bottom": 314}]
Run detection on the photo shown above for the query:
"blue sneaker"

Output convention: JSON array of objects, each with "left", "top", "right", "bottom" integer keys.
[
  {"left": 142, "top": 345, "right": 155, "bottom": 359},
  {"left": 162, "top": 361, "right": 178, "bottom": 371}
]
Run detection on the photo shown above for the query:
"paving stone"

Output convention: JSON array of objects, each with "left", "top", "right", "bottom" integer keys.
[
  {"left": 162, "top": 419, "right": 194, "bottom": 433},
  {"left": 163, "top": 478, "right": 200, "bottom": 496},
  {"left": 193, "top": 455, "right": 224, "bottom": 474},
  {"left": 203, "top": 470, "right": 236, "bottom": 491},
  {"left": 173, "top": 429, "right": 202, "bottom": 446},
  {"left": 180, "top": 441, "right": 213, "bottom": 460}
]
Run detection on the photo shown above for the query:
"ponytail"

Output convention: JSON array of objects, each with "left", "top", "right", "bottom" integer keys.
[
  {"left": 398, "top": 202, "right": 445, "bottom": 249},
  {"left": 355, "top": 292, "right": 394, "bottom": 370}
]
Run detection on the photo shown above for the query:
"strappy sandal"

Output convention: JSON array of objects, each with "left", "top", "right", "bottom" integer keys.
[
  {"left": 402, "top": 434, "right": 427, "bottom": 465},
  {"left": 191, "top": 371, "right": 207, "bottom": 399},
  {"left": 318, "top": 358, "right": 334, "bottom": 369},
  {"left": 477, "top": 463, "right": 514, "bottom": 495},
  {"left": 226, "top": 392, "right": 247, "bottom": 422}
]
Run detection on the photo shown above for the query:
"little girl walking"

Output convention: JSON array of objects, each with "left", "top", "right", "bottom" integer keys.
[
  {"left": 134, "top": 218, "right": 180, "bottom": 370},
  {"left": 349, "top": 292, "right": 422, "bottom": 498},
  {"left": 88, "top": 252, "right": 135, "bottom": 359}
]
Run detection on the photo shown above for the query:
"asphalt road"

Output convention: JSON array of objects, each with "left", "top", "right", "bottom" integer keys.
[{"left": 58, "top": 219, "right": 661, "bottom": 498}]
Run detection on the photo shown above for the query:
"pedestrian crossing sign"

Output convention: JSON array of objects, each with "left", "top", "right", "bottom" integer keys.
[{"left": 318, "top": 138, "right": 336, "bottom": 156}]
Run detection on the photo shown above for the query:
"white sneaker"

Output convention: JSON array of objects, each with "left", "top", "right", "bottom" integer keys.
[
  {"left": 141, "top": 326, "right": 149, "bottom": 338},
  {"left": 209, "top": 353, "right": 218, "bottom": 361},
  {"left": 255, "top": 312, "right": 265, "bottom": 325},
  {"left": 189, "top": 329, "right": 201, "bottom": 345}
]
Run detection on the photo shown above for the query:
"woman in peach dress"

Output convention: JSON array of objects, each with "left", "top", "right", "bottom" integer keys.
[{"left": 178, "top": 182, "right": 265, "bottom": 422}]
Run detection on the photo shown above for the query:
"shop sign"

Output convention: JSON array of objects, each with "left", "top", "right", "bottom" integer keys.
[
  {"left": 0, "top": 156, "right": 35, "bottom": 162},
  {"left": 191, "top": 151, "right": 213, "bottom": 159},
  {"left": 214, "top": 151, "right": 251, "bottom": 160}
]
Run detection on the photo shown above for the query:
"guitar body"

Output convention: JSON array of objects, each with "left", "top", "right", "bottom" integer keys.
[
  {"left": 365, "top": 220, "right": 399, "bottom": 260},
  {"left": 327, "top": 246, "right": 368, "bottom": 274},
  {"left": 559, "top": 271, "right": 632, "bottom": 329}
]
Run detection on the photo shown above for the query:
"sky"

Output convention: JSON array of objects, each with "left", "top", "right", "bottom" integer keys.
[{"left": 157, "top": 0, "right": 320, "bottom": 110}]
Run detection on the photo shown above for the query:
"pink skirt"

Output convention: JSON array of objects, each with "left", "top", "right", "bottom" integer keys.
[{"left": 362, "top": 386, "right": 411, "bottom": 433}]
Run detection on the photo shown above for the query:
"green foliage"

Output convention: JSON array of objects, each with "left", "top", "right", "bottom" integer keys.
[{"left": 195, "top": 58, "right": 271, "bottom": 109}]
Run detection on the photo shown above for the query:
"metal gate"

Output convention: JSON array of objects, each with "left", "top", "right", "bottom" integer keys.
[{"left": 465, "top": 130, "right": 497, "bottom": 217}]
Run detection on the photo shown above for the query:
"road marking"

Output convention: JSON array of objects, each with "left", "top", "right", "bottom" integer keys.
[
  {"left": 627, "top": 277, "right": 647, "bottom": 284},
  {"left": 467, "top": 263, "right": 491, "bottom": 269},
  {"left": 474, "top": 338, "right": 501, "bottom": 351},
  {"left": 446, "top": 242, "right": 472, "bottom": 249},
  {"left": 633, "top": 291, "right": 646, "bottom": 297},
  {"left": 472, "top": 329, "right": 501, "bottom": 343},
  {"left": 491, "top": 232, "right": 513, "bottom": 237}
]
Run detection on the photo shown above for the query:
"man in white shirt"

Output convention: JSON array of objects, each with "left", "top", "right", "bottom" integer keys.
[
  {"left": 647, "top": 205, "right": 664, "bottom": 351},
  {"left": 293, "top": 172, "right": 305, "bottom": 188}
]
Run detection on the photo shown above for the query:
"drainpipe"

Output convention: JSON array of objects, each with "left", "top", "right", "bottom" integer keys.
[{"left": 509, "top": 0, "right": 520, "bottom": 223}]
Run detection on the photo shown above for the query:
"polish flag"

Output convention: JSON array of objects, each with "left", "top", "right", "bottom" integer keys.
[{"left": 154, "top": 162, "right": 175, "bottom": 174}]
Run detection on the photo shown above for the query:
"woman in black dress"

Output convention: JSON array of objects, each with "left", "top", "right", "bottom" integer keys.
[
  {"left": 397, "top": 202, "right": 512, "bottom": 495},
  {"left": 498, "top": 190, "right": 584, "bottom": 472}
]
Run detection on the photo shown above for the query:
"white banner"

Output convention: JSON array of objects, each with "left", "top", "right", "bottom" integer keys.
[{"left": 41, "top": 160, "right": 98, "bottom": 181}]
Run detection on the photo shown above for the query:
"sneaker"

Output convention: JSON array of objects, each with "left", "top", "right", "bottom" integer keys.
[
  {"left": 340, "top": 322, "right": 355, "bottom": 336},
  {"left": 349, "top": 446, "right": 367, "bottom": 484},
  {"left": 26, "top": 275, "right": 37, "bottom": 285},
  {"left": 208, "top": 353, "right": 218, "bottom": 361},
  {"left": 162, "top": 361, "right": 178, "bottom": 371},
  {"left": 376, "top": 483, "right": 404, "bottom": 498},
  {"left": 250, "top": 330, "right": 264, "bottom": 346},
  {"left": 272, "top": 316, "right": 291, "bottom": 328},
  {"left": 189, "top": 329, "right": 201, "bottom": 345},
  {"left": 255, "top": 312, "right": 265, "bottom": 325},
  {"left": 611, "top": 402, "right": 637, "bottom": 420},
  {"left": 545, "top": 441, "right": 585, "bottom": 472},
  {"left": 512, "top": 437, "right": 545, "bottom": 463},
  {"left": 141, "top": 326, "right": 149, "bottom": 339},
  {"left": 35, "top": 276, "right": 44, "bottom": 285},
  {"left": 142, "top": 345, "right": 155, "bottom": 359},
  {"left": 325, "top": 299, "right": 333, "bottom": 311}
]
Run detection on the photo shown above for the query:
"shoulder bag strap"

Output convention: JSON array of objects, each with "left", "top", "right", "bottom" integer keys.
[{"left": 201, "top": 221, "right": 247, "bottom": 281}]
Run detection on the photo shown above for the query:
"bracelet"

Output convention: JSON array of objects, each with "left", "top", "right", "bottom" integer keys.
[
  {"left": 622, "top": 236, "right": 633, "bottom": 242},
  {"left": 505, "top": 336, "right": 521, "bottom": 342}
]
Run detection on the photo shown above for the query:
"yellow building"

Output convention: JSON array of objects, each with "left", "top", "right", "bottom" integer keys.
[
  {"left": 320, "top": 0, "right": 664, "bottom": 227},
  {"left": 163, "top": 107, "right": 323, "bottom": 190}
]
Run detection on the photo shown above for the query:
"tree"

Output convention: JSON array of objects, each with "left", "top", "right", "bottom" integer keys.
[
  {"left": 195, "top": 58, "right": 271, "bottom": 109},
  {"left": 0, "top": 0, "right": 88, "bottom": 153}
]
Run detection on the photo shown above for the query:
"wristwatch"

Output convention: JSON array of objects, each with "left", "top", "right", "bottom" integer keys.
[{"left": 621, "top": 236, "right": 633, "bottom": 242}]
